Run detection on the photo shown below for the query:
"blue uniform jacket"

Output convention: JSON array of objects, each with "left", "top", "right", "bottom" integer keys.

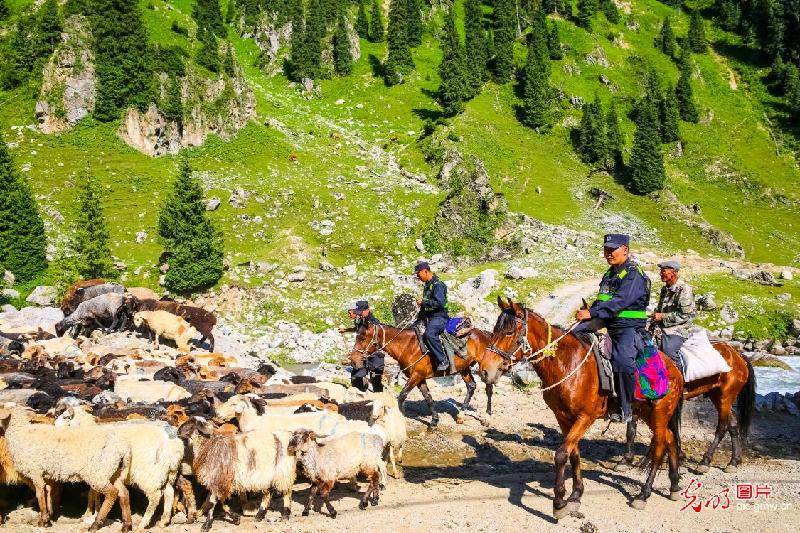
[
  {"left": 589, "top": 259, "right": 651, "bottom": 330},
  {"left": 418, "top": 276, "right": 448, "bottom": 319}
]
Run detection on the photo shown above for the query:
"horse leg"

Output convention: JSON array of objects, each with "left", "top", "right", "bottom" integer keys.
[
  {"left": 460, "top": 370, "right": 477, "bottom": 411},
  {"left": 418, "top": 380, "right": 439, "bottom": 426},
  {"left": 726, "top": 407, "right": 742, "bottom": 473},
  {"left": 666, "top": 429, "right": 682, "bottom": 501},
  {"left": 696, "top": 392, "right": 730, "bottom": 474},
  {"left": 553, "top": 415, "right": 593, "bottom": 520},
  {"left": 485, "top": 382, "right": 494, "bottom": 416},
  {"left": 396, "top": 374, "right": 422, "bottom": 417},
  {"left": 615, "top": 415, "right": 638, "bottom": 472},
  {"left": 630, "top": 426, "right": 667, "bottom": 510}
]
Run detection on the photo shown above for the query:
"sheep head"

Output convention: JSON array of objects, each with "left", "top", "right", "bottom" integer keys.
[
  {"left": 288, "top": 429, "right": 317, "bottom": 454},
  {"left": 132, "top": 312, "right": 145, "bottom": 328},
  {"left": 177, "top": 416, "right": 215, "bottom": 441}
]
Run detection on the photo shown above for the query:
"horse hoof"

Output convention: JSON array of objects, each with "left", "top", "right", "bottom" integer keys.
[
  {"left": 694, "top": 464, "right": 710, "bottom": 474},
  {"left": 629, "top": 499, "right": 647, "bottom": 510},
  {"left": 670, "top": 490, "right": 682, "bottom": 501},
  {"left": 359, "top": 501, "right": 368, "bottom": 510},
  {"left": 301, "top": 510, "right": 310, "bottom": 517},
  {"left": 614, "top": 462, "right": 631, "bottom": 472},
  {"left": 330, "top": 511, "right": 337, "bottom": 519},
  {"left": 724, "top": 464, "right": 738, "bottom": 474},
  {"left": 553, "top": 506, "right": 570, "bottom": 520}
]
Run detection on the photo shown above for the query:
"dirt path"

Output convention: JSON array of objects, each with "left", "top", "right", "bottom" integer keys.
[{"left": 10, "top": 378, "right": 799, "bottom": 533}]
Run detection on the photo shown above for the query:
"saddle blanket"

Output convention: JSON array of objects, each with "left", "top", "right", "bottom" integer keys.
[
  {"left": 634, "top": 340, "right": 670, "bottom": 401},
  {"left": 680, "top": 329, "right": 731, "bottom": 382}
]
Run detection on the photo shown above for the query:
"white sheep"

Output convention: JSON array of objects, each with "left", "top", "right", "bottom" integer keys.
[
  {"left": 58, "top": 292, "right": 135, "bottom": 337},
  {"left": 289, "top": 429, "right": 386, "bottom": 518},
  {"left": 0, "top": 405, "right": 133, "bottom": 531},
  {"left": 177, "top": 417, "right": 297, "bottom": 531},
  {"left": 55, "top": 406, "right": 184, "bottom": 530},
  {"left": 133, "top": 310, "right": 198, "bottom": 353},
  {"left": 114, "top": 376, "right": 192, "bottom": 403},
  {"left": 215, "top": 394, "right": 350, "bottom": 434}
]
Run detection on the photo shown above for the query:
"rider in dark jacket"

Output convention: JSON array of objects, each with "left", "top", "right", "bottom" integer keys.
[
  {"left": 414, "top": 261, "right": 450, "bottom": 372},
  {"left": 340, "top": 300, "right": 384, "bottom": 392},
  {"left": 574, "top": 234, "right": 651, "bottom": 423}
]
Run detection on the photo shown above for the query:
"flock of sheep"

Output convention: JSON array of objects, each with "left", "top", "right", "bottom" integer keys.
[{"left": 0, "top": 279, "right": 408, "bottom": 531}]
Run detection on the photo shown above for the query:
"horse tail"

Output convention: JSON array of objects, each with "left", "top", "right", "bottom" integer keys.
[
  {"left": 736, "top": 357, "right": 756, "bottom": 443},
  {"left": 669, "top": 389, "right": 684, "bottom": 458}
]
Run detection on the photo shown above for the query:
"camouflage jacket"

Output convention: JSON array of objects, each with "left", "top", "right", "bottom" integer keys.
[{"left": 656, "top": 280, "right": 696, "bottom": 336}]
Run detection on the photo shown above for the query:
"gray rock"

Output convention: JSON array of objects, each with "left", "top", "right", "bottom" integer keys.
[
  {"left": 719, "top": 303, "right": 738, "bottom": 324},
  {"left": 512, "top": 365, "right": 540, "bottom": 388},
  {"left": 1, "top": 288, "right": 20, "bottom": 299},
  {"left": 415, "top": 239, "right": 426, "bottom": 252},
  {"left": 791, "top": 319, "right": 800, "bottom": 337},
  {"left": 287, "top": 270, "right": 307, "bottom": 282},
  {"left": 206, "top": 197, "right": 221, "bottom": 211},
  {"left": 770, "top": 341, "right": 787, "bottom": 356},
  {"left": 135, "top": 230, "right": 148, "bottom": 243},
  {"left": 319, "top": 260, "right": 335, "bottom": 272},
  {"left": 505, "top": 266, "right": 537, "bottom": 280},
  {"left": 695, "top": 293, "right": 717, "bottom": 310},
  {"left": 749, "top": 270, "right": 781, "bottom": 286},
  {"left": 780, "top": 270, "right": 794, "bottom": 281},
  {"left": 26, "top": 286, "right": 58, "bottom": 306},
  {"left": 159, "top": 263, "right": 170, "bottom": 273},
  {"left": 92, "top": 390, "right": 122, "bottom": 405},
  {"left": 230, "top": 188, "right": 251, "bottom": 208},
  {"left": 3, "top": 270, "right": 15, "bottom": 286},
  {"left": 1, "top": 304, "right": 16, "bottom": 313},
  {"left": 343, "top": 264, "right": 357, "bottom": 276}
]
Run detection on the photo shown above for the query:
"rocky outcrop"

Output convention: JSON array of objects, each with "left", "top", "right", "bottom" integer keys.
[
  {"left": 118, "top": 65, "right": 256, "bottom": 156},
  {"left": 36, "top": 15, "right": 95, "bottom": 133}
]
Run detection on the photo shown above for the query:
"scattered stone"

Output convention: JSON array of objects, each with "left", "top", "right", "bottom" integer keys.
[
  {"left": 749, "top": 270, "right": 781, "bottom": 286},
  {"left": 719, "top": 303, "right": 738, "bottom": 324},
  {"left": 585, "top": 47, "right": 610, "bottom": 68},
  {"left": 1, "top": 289, "right": 20, "bottom": 299},
  {"left": 229, "top": 188, "right": 251, "bottom": 208},
  {"left": 415, "top": 239, "right": 426, "bottom": 253},
  {"left": 569, "top": 95, "right": 585, "bottom": 108},
  {"left": 135, "top": 231, "right": 148, "bottom": 243},
  {"left": 696, "top": 293, "right": 717, "bottom": 310},
  {"left": 206, "top": 197, "right": 221, "bottom": 211},
  {"left": 159, "top": 263, "right": 170, "bottom": 273},
  {"left": 25, "top": 286, "right": 58, "bottom": 307},
  {"left": 319, "top": 261, "right": 335, "bottom": 272},
  {"left": 505, "top": 266, "right": 537, "bottom": 280},
  {"left": 287, "top": 270, "right": 307, "bottom": 282},
  {"left": 3, "top": 270, "right": 14, "bottom": 286},
  {"left": 780, "top": 270, "right": 793, "bottom": 281},
  {"left": 343, "top": 264, "right": 357, "bottom": 277}
]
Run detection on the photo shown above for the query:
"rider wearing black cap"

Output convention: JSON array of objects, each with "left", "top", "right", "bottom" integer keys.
[
  {"left": 414, "top": 261, "right": 450, "bottom": 372},
  {"left": 340, "top": 300, "right": 385, "bottom": 392},
  {"left": 574, "top": 234, "right": 651, "bottom": 423}
]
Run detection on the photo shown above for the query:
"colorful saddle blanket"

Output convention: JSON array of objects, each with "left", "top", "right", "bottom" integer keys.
[{"left": 634, "top": 339, "right": 671, "bottom": 401}]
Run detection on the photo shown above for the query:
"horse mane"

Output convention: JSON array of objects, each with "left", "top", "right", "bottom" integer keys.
[{"left": 496, "top": 306, "right": 587, "bottom": 347}]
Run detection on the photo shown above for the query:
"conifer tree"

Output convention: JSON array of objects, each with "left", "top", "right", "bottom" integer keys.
[
  {"left": 437, "top": 9, "right": 471, "bottom": 115},
  {"left": 158, "top": 159, "right": 224, "bottom": 294},
  {"left": 0, "top": 0, "right": 9, "bottom": 21},
  {"left": 193, "top": 0, "right": 226, "bottom": 37},
  {"left": 688, "top": 10, "right": 707, "bottom": 53},
  {"left": 163, "top": 77, "right": 184, "bottom": 125},
  {"left": 196, "top": 28, "right": 220, "bottom": 73},
  {"left": 676, "top": 50, "right": 699, "bottom": 123},
  {"left": 606, "top": 99, "right": 624, "bottom": 169},
  {"left": 406, "top": 0, "right": 423, "bottom": 47},
  {"left": 288, "top": 7, "right": 308, "bottom": 80},
  {"left": 601, "top": 0, "right": 620, "bottom": 24},
  {"left": 518, "top": 23, "right": 553, "bottom": 130},
  {"left": 660, "top": 85, "right": 680, "bottom": 143},
  {"left": 222, "top": 44, "right": 236, "bottom": 76},
  {"left": 369, "top": 0, "right": 385, "bottom": 42},
  {"left": 356, "top": 1, "right": 370, "bottom": 39},
  {"left": 0, "top": 134, "right": 47, "bottom": 282},
  {"left": 577, "top": 0, "right": 598, "bottom": 30},
  {"left": 303, "top": 0, "right": 325, "bottom": 78},
  {"left": 548, "top": 21, "right": 563, "bottom": 60},
  {"left": 715, "top": 0, "right": 740, "bottom": 32},
  {"left": 492, "top": 0, "right": 515, "bottom": 82},
  {"left": 464, "top": 0, "right": 488, "bottom": 95},
  {"left": 577, "top": 96, "right": 607, "bottom": 165},
  {"left": 542, "top": 0, "right": 566, "bottom": 14},
  {"left": 225, "top": 0, "right": 236, "bottom": 24},
  {"left": 333, "top": 15, "right": 354, "bottom": 76},
  {"left": 784, "top": 62, "right": 800, "bottom": 119},
  {"left": 385, "top": 0, "right": 413, "bottom": 85},
  {"left": 71, "top": 169, "right": 114, "bottom": 280},
  {"left": 629, "top": 98, "right": 666, "bottom": 195},
  {"left": 658, "top": 16, "right": 676, "bottom": 57}
]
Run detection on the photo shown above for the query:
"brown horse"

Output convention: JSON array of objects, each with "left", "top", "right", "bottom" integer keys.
[
  {"left": 618, "top": 341, "right": 755, "bottom": 474},
  {"left": 487, "top": 298, "right": 684, "bottom": 517},
  {"left": 347, "top": 321, "right": 504, "bottom": 426}
]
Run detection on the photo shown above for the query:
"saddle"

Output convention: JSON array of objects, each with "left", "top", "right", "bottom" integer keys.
[
  {"left": 573, "top": 331, "right": 614, "bottom": 396},
  {"left": 414, "top": 323, "right": 469, "bottom": 374}
]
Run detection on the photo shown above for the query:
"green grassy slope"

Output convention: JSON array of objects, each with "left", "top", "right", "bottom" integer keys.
[{"left": 1, "top": 0, "right": 798, "bottom": 329}]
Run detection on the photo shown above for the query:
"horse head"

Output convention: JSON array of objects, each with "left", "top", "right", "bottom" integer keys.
[
  {"left": 486, "top": 296, "right": 531, "bottom": 366},
  {"left": 344, "top": 321, "right": 382, "bottom": 370}
]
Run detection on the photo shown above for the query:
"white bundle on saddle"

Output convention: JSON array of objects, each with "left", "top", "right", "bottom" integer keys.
[{"left": 680, "top": 329, "right": 731, "bottom": 382}]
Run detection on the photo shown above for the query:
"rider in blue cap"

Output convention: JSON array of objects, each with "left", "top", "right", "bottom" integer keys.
[
  {"left": 340, "top": 300, "right": 384, "bottom": 392},
  {"left": 574, "top": 234, "right": 651, "bottom": 423},
  {"left": 414, "top": 261, "right": 450, "bottom": 372}
]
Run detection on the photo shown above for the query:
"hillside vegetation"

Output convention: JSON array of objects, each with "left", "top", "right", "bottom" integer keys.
[{"left": 0, "top": 0, "right": 798, "bottom": 333}]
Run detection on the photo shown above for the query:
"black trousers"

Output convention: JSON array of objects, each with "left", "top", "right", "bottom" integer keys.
[{"left": 350, "top": 351, "right": 385, "bottom": 392}]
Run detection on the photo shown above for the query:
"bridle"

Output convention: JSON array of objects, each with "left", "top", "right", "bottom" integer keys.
[{"left": 487, "top": 308, "right": 532, "bottom": 362}]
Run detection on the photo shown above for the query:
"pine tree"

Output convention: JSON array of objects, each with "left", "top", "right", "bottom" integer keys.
[
  {"left": 492, "top": 0, "right": 515, "bottom": 82},
  {"left": 547, "top": 21, "right": 563, "bottom": 60},
  {"left": 288, "top": 7, "right": 308, "bottom": 80},
  {"left": 606, "top": 99, "right": 624, "bottom": 169},
  {"left": 518, "top": 24, "right": 553, "bottom": 130},
  {"left": 406, "top": 0, "right": 423, "bottom": 47},
  {"left": 658, "top": 16, "right": 676, "bottom": 57},
  {"left": 356, "top": 1, "right": 370, "bottom": 39},
  {"left": 601, "top": 0, "right": 620, "bottom": 24},
  {"left": 464, "top": 0, "right": 488, "bottom": 95},
  {"left": 676, "top": 50, "right": 699, "bottom": 123},
  {"left": 222, "top": 44, "right": 236, "bottom": 76},
  {"left": 369, "top": 0, "right": 385, "bottom": 42},
  {"left": 163, "top": 77, "right": 184, "bottom": 124},
  {"left": 333, "top": 15, "right": 354, "bottom": 76},
  {"left": 385, "top": 0, "right": 413, "bottom": 85},
  {"left": 577, "top": 96, "right": 608, "bottom": 165},
  {"left": 71, "top": 169, "right": 114, "bottom": 280},
  {"left": 688, "top": 10, "right": 707, "bottom": 53},
  {"left": 303, "top": 0, "right": 325, "bottom": 78},
  {"left": 193, "top": 0, "right": 226, "bottom": 37},
  {"left": 577, "top": 0, "right": 598, "bottom": 30},
  {"left": 437, "top": 9, "right": 471, "bottom": 115},
  {"left": 196, "top": 28, "right": 220, "bottom": 73},
  {"left": 158, "top": 159, "right": 224, "bottom": 294},
  {"left": 0, "top": 134, "right": 47, "bottom": 282},
  {"left": 542, "top": 0, "right": 566, "bottom": 14},
  {"left": 714, "top": 0, "right": 740, "bottom": 32},
  {"left": 225, "top": 0, "right": 236, "bottom": 24},
  {"left": 629, "top": 98, "right": 666, "bottom": 195},
  {"left": 659, "top": 85, "right": 680, "bottom": 143},
  {"left": 0, "top": 0, "right": 9, "bottom": 21},
  {"left": 784, "top": 63, "right": 800, "bottom": 119}
]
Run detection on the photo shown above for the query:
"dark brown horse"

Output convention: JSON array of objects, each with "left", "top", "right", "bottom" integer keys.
[
  {"left": 347, "top": 321, "right": 504, "bottom": 426},
  {"left": 617, "top": 341, "right": 755, "bottom": 474},
  {"left": 487, "top": 298, "right": 684, "bottom": 518}
]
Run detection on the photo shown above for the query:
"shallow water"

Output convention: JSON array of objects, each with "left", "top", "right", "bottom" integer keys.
[{"left": 754, "top": 356, "right": 800, "bottom": 395}]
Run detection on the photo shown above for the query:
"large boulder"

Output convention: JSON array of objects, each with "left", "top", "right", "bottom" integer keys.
[
  {"left": 25, "top": 286, "right": 58, "bottom": 307},
  {"left": 391, "top": 293, "right": 417, "bottom": 326}
]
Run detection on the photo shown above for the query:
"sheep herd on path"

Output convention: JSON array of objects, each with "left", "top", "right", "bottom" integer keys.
[{"left": 0, "top": 279, "right": 408, "bottom": 531}]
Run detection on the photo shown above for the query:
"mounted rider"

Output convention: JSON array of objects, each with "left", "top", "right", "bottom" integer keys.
[
  {"left": 574, "top": 234, "right": 651, "bottom": 423},
  {"left": 339, "top": 300, "right": 385, "bottom": 392},
  {"left": 414, "top": 261, "right": 450, "bottom": 372},
  {"left": 650, "top": 260, "right": 696, "bottom": 360}
]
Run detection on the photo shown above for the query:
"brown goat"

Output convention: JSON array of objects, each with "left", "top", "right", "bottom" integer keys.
[
  {"left": 59, "top": 279, "right": 105, "bottom": 315},
  {"left": 136, "top": 300, "right": 217, "bottom": 351}
]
